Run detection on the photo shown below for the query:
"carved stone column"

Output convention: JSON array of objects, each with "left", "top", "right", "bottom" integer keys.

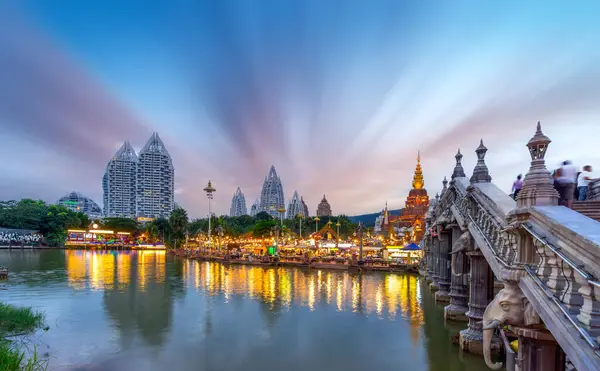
[
  {"left": 445, "top": 227, "right": 469, "bottom": 321},
  {"left": 429, "top": 236, "right": 440, "bottom": 291},
  {"left": 435, "top": 230, "right": 451, "bottom": 302},
  {"left": 510, "top": 326, "right": 565, "bottom": 371},
  {"left": 460, "top": 249, "right": 495, "bottom": 354},
  {"left": 425, "top": 235, "right": 435, "bottom": 283}
]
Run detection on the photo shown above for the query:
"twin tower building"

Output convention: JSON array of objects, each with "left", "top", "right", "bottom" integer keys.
[
  {"left": 230, "top": 166, "right": 332, "bottom": 219},
  {"left": 103, "top": 132, "right": 175, "bottom": 219}
]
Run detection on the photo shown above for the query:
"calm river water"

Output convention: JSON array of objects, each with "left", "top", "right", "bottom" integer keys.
[{"left": 0, "top": 250, "right": 488, "bottom": 371}]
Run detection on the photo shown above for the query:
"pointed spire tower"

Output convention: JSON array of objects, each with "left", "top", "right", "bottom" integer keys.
[
  {"left": 316, "top": 195, "right": 332, "bottom": 217},
  {"left": 230, "top": 187, "right": 248, "bottom": 217},
  {"left": 451, "top": 149, "right": 467, "bottom": 179},
  {"left": 412, "top": 151, "right": 425, "bottom": 190},
  {"left": 259, "top": 165, "right": 285, "bottom": 218},
  {"left": 103, "top": 141, "right": 138, "bottom": 218},
  {"left": 137, "top": 132, "right": 175, "bottom": 218},
  {"left": 398, "top": 151, "right": 430, "bottom": 244},
  {"left": 287, "top": 191, "right": 304, "bottom": 219},
  {"left": 470, "top": 139, "right": 492, "bottom": 184}
]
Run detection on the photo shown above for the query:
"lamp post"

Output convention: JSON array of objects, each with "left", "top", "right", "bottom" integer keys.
[
  {"left": 297, "top": 213, "right": 303, "bottom": 239},
  {"left": 278, "top": 206, "right": 286, "bottom": 227},
  {"left": 336, "top": 221, "right": 341, "bottom": 248},
  {"left": 203, "top": 181, "right": 216, "bottom": 254},
  {"left": 314, "top": 216, "right": 320, "bottom": 233},
  {"left": 216, "top": 225, "right": 223, "bottom": 252},
  {"left": 356, "top": 221, "right": 364, "bottom": 263},
  {"left": 272, "top": 225, "right": 281, "bottom": 255}
]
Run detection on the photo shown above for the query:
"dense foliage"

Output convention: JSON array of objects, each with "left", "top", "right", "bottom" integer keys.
[
  {"left": 0, "top": 198, "right": 361, "bottom": 247},
  {"left": 0, "top": 199, "right": 90, "bottom": 246}
]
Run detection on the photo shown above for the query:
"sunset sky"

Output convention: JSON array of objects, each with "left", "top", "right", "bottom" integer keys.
[{"left": 1, "top": 1, "right": 599, "bottom": 218}]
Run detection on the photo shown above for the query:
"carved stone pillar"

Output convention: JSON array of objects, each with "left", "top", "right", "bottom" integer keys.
[
  {"left": 436, "top": 231, "right": 451, "bottom": 303},
  {"left": 445, "top": 227, "right": 468, "bottom": 321},
  {"left": 425, "top": 236, "right": 434, "bottom": 283},
  {"left": 510, "top": 326, "right": 565, "bottom": 371},
  {"left": 429, "top": 236, "right": 440, "bottom": 291},
  {"left": 459, "top": 249, "right": 495, "bottom": 354}
]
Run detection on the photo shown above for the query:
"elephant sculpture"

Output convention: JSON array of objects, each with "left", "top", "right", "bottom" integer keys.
[
  {"left": 481, "top": 282, "right": 540, "bottom": 370},
  {"left": 450, "top": 231, "right": 472, "bottom": 276}
]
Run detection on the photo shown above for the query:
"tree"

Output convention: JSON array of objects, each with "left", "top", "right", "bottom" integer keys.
[
  {"left": 102, "top": 218, "right": 140, "bottom": 233},
  {"left": 252, "top": 219, "right": 276, "bottom": 238},
  {"left": 169, "top": 208, "right": 188, "bottom": 249},
  {"left": 255, "top": 211, "right": 272, "bottom": 221}
]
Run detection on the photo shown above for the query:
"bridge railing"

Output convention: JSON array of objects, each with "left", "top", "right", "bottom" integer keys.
[
  {"left": 588, "top": 179, "right": 600, "bottom": 201},
  {"left": 520, "top": 207, "right": 600, "bottom": 361}
]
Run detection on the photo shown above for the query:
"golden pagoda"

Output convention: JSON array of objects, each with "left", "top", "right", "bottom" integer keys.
[{"left": 397, "top": 152, "right": 429, "bottom": 243}]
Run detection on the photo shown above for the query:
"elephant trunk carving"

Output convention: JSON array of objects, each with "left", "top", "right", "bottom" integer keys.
[
  {"left": 481, "top": 282, "right": 540, "bottom": 370},
  {"left": 450, "top": 231, "right": 471, "bottom": 276}
]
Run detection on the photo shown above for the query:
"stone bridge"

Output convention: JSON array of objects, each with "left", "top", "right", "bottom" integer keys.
[{"left": 421, "top": 122, "right": 600, "bottom": 371}]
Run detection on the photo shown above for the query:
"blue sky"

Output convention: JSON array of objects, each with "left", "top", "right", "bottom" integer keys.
[{"left": 1, "top": 1, "right": 599, "bottom": 217}]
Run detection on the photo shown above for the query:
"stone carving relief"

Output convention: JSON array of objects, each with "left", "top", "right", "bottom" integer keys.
[{"left": 450, "top": 231, "right": 472, "bottom": 276}]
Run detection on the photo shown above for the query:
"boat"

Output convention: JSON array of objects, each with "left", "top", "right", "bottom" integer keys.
[{"left": 0, "top": 267, "right": 8, "bottom": 279}]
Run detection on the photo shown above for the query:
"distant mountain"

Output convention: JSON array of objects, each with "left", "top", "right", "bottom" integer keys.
[{"left": 349, "top": 209, "right": 402, "bottom": 227}]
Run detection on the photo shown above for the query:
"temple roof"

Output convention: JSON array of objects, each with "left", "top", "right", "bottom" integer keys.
[{"left": 412, "top": 151, "right": 424, "bottom": 190}]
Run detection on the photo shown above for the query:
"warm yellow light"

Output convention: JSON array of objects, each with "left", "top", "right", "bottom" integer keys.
[
  {"left": 117, "top": 232, "right": 130, "bottom": 235},
  {"left": 67, "top": 229, "right": 86, "bottom": 233},
  {"left": 89, "top": 230, "right": 114, "bottom": 234},
  {"left": 92, "top": 223, "right": 99, "bottom": 229}
]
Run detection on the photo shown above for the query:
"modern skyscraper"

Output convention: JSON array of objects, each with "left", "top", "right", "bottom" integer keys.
[
  {"left": 57, "top": 191, "right": 103, "bottom": 219},
  {"left": 103, "top": 141, "right": 138, "bottom": 218},
  {"left": 230, "top": 187, "right": 247, "bottom": 217},
  {"left": 316, "top": 195, "right": 332, "bottom": 217},
  {"left": 259, "top": 166, "right": 285, "bottom": 218},
  {"left": 286, "top": 191, "right": 303, "bottom": 218},
  {"left": 301, "top": 196, "right": 309, "bottom": 217},
  {"left": 136, "top": 132, "right": 175, "bottom": 219},
  {"left": 250, "top": 199, "right": 260, "bottom": 217}
]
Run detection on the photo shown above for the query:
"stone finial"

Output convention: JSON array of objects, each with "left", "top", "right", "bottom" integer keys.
[
  {"left": 516, "top": 122, "right": 559, "bottom": 207},
  {"left": 470, "top": 139, "right": 492, "bottom": 184},
  {"left": 441, "top": 176, "right": 448, "bottom": 196},
  {"left": 451, "top": 149, "right": 466, "bottom": 179}
]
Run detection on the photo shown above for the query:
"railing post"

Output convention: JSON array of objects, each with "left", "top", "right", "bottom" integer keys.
[{"left": 577, "top": 282, "right": 600, "bottom": 332}]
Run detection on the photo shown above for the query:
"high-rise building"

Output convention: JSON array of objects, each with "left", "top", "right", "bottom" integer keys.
[
  {"left": 250, "top": 199, "right": 260, "bottom": 217},
  {"left": 57, "top": 191, "right": 102, "bottom": 219},
  {"left": 301, "top": 196, "right": 309, "bottom": 217},
  {"left": 230, "top": 187, "right": 247, "bottom": 217},
  {"left": 286, "top": 191, "right": 303, "bottom": 218},
  {"left": 259, "top": 166, "right": 285, "bottom": 218},
  {"left": 103, "top": 141, "right": 138, "bottom": 218},
  {"left": 316, "top": 195, "right": 332, "bottom": 217},
  {"left": 136, "top": 132, "right": 175, "bottom": 219}
]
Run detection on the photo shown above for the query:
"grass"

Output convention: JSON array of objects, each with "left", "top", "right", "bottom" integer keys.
[{"left": 0, "top": 303, "right": 47, "bottom": 371}]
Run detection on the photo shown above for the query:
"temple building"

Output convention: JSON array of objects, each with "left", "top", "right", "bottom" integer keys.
[
  {"left": 287, "top": 191, "right": 303, "bottom": 218},
  {"left": 377, "top": 153, "right": 429, "bottom": 244},
  {"left": 316, "top": 195, "right": 332, "bottom": 217},
  {"left": 230, "top": 187, "right": 247, "bottom": 217},
  {"left": 301, "top": 196, "right": 309, "bottom": 217}
]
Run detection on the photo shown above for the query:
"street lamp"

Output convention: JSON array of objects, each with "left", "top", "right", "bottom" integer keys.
[
  {"left": 203, "top": 180, "right": 216, "bottom": 254},
  {"left": 314, "top": 216, "right": 320, "bottom": 233},
  {"left": 278, "top": 206, "right": 286, "bottom": 227},
  {"left": 297, "top": 213, "right": 303, "bottom": 239},
  {"left": 336, "top": 221, "right": 341, "bottom": 248},
  {"left": 216, "top": 225, "right": 223, "bottom": 251},
  {"left": 272, "top": 225, "right": 281, "bottom": 255},
  {"left": 356, "top": 221, "right": 364, "bottom": 263}
]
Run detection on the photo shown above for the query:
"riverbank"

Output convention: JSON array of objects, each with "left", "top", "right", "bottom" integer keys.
[
  {"left": 0, "top": 303, "right": 46, "bottom": 371},
  {"left": 169, "top": 249, "right": 420, "bottom": 273}
]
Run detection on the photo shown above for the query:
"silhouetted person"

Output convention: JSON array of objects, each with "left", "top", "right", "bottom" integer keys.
[
  {"left": 556, "top": 160, "right": 577, "bottom": 208},
  {"left": 512, "top": 174, "right": 523, "bottom": 199},
  {"left": 578, "top": 165, "right": 597, "bottom": 201}
]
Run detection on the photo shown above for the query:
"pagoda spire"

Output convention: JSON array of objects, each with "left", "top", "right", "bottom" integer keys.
[{"left": 412, "top": 151, "right": 424, "bottom": 190}]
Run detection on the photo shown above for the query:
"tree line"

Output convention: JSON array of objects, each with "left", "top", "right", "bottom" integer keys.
[{"left": 0, "top": 199, "right": 359, "bottom": 248}]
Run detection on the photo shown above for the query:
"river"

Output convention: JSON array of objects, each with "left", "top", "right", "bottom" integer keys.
[{"left": 0, "top": 250, "right": 488, "bottom": 371}]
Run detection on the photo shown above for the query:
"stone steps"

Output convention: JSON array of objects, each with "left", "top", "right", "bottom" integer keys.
[{"left": 572, "top": 201, "right": 600, "bottom": 222}]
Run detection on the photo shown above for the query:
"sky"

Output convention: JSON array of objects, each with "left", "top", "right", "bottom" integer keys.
[{"left": 1, "top": 1, "right": 599, "bottom": 218}]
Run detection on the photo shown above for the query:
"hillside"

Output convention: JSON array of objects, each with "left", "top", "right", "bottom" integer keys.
[{"left": 348, "top": 209, "right": 402, "bottom": 227}]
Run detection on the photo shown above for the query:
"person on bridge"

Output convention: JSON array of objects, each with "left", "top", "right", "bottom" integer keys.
[
  {"left": 512, "top": 174, "right": 523, "bottom": 199},
  {"left": 556, "top": 160, "right": 577, "bottom": 208},
  {"left": 577, "top": 165, "right": 597, "bottom": 201}
]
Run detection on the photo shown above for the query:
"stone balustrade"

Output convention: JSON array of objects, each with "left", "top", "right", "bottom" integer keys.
[
  {"left": 420, "top": 122, "right": 600, "bottom": 371},
  {"left": 588, "top": 179, "right": 600, "bottom": 200}
]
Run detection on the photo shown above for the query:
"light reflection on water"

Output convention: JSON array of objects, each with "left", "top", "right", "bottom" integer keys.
[{"left": 0, "top": 250, "right": 488, "bottom": 371}]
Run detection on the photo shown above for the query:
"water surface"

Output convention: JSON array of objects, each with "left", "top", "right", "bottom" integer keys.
[{"left": 0, "top": 250, "right": 488, "bottom": 371}]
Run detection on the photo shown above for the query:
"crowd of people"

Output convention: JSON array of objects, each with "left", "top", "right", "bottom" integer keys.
[
  {"left": 0, "top": 230, "right": 43, "bottom": 246},
  {"left": 511, "top": 162, "right": 598, "bottom": 207}
]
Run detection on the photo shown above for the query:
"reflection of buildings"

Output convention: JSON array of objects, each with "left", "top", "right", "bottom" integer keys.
[
  {"left": 65, "top": 250, "right": 179, "bottom": 348},
  {"left": 378, "top": 153, "right": 429, "bottom": 244},
  {"left": 180, "top": 261, "right": 424, "bottom": 325}
]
